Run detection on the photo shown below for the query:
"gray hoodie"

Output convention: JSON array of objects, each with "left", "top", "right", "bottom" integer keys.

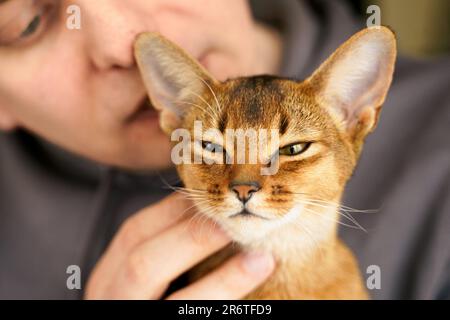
[{"left": 0, "top": 0, "right": 449, "bottom": 299}]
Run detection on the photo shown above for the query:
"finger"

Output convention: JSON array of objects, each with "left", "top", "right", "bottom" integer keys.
[
  {"left": 115, "top": 192, "right": 194, "bottom": 251},
  {"left": 166, "top": 251, "right": 275, "bottom": 300},
  {"left": 85, "top": 193, "right": 194, "bottom": 298},
  {"left": 115, "top": 216, "right": 231, "bottom": 299}
]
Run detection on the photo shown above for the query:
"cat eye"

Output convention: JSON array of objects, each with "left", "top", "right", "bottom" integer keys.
[
  {"left": 279, "top": 142, "right": 311, "bottom": 156},
  {"left": 201, "top": 141, "right": 223, "bottom": 153},
  {"left": 200, "top": 140, "right": 230, "bottom": 164}
]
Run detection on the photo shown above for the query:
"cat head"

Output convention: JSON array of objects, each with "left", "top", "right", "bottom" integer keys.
[{"left": 135, "top": 28, "right": 396, "bottom": 247}]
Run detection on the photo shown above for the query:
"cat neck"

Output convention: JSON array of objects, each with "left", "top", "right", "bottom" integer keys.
[
  {"left": 243, "top": 204, "right": 340, "bottom": 266},
  {"left": 244, "top": 236, "right": 367, "bottom": 299}
]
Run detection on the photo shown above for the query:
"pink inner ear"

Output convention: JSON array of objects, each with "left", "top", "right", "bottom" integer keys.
[
  {"left": 311, "top": 29, "right": 396, "bottom": 130},
  {"left": 159, "top": 109, "right": 183, "bottom": 133},
  {"left": 135, "top": 32, "right": 219, "bottom": 134}
]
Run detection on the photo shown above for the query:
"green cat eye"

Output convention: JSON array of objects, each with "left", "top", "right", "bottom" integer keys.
[{"left": 279, "top": 142, "right": 311, "bottom": 156}]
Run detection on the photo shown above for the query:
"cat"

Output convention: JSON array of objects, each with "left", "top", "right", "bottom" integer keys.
[{"left": 134, "top": 26, "right": 396, "bottom": 299}]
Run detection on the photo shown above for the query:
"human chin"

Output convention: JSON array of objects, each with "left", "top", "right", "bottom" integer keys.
[
  {"left": 93, "top": 121, "right": 172, "bottom": 171},
  {"left": 118, "top": 134, "right": 173, "bottom": 171}
]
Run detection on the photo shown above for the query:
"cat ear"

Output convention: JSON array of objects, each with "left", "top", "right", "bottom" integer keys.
[
  {"left": 134, "top": 32, "right": 218, "bottom": 134},
  {"left": 307, "top": 26, "right": 396, "bottom": 139}
]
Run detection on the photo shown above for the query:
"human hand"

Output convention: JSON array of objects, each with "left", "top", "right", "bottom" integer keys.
[{"left": 85, "top": 193, "right": 275, "bottom": 299}]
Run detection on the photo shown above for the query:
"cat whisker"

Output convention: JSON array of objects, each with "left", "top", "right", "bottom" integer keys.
[
  {"left": 192, "top": 204, "right": 221, "bottom": 239},
  {"left": 184, "top": 205, "right": 210, "bottom": 234},
  {"left": 290, "top": 220, "right": 328, "bottom": 261},
  {"left": 184, "top": 88, "right": 221, "bottom": 122},
  {"left": 292, "top": 198, "right": 367, "bottom": 232},
  {"left": 289, "top": 192, "right": 378, "bottom": 214},
  {"left": 158, "top": 179, "right": 213, "bottom": 203},
  {"left": 170, "top": 190, "right": 204, "bottom": 200},
  {"left": 178, "top": 198, "right": 213, "bottom": 217},
  {"left": 165, "top": 93, "right": 219, "bottom": 123},
  {"left": 175, "top": 186, "right": 208, "bottom": 192},
  {"left": 188, "top": 70, "right": 223, "bottom": 113},
  {"left": 156, "top": 173, "right": 181, "bottom": 189},
  {"left": 291, "top": 220, "right": 320, "bottom": 248},
  {"left": 182, "top": 196, "right": 209, "bottom": 202},
  {"left": 173, "top": 187, "right": 208, "bottom": 195},
  {"left": 337, "top": 210, "right": 367, "bottom": 232},
  {"left": 157, "top": 173, "right": 182, "bottom": 191},
  {"left": 159, "top": 182, "right": 209, "bottom": 198},
  {"left": 178, "top": 100, "right": 220, "bottom": 123},
  {"left": 294, "top": 202, "right": 367, "bottom": 232}
]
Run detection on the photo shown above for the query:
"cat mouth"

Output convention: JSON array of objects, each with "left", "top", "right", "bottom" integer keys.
[{"left": 229, "top": 210, "right": 270, "bottom": 220}]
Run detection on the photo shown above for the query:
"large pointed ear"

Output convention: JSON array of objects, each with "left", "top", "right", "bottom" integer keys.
[
  {"left": 307, "top": 26, "right": 396, "bottom": 140},
  {"left": 134, "top": 32, "right": 218, "bottom": 134}
]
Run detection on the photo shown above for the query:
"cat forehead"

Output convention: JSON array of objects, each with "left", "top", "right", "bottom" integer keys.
[{"left": 216, "top": 76, "right": 324, "bottom": 129}]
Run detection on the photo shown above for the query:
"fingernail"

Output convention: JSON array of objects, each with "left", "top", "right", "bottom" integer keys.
[{"left": 241, "top": 251, "right": 274, "bottom": 277}]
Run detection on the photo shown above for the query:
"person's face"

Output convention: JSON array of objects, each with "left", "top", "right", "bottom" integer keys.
[{"left": 0, "top": 0, "right": 264, "bottom": 170}]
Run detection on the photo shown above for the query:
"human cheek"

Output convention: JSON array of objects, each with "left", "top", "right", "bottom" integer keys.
[{"left": 0, "top": 55, "right": 92, "bottom": 148}]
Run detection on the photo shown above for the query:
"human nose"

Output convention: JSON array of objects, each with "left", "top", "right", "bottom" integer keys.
[{"left": 76, "top": 0, "right": 156, "bottom": 70}]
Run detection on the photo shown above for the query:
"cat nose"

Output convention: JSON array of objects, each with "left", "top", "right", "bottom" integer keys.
[{"left": 229, "top": 181, "right": 261, "bottom": 203}]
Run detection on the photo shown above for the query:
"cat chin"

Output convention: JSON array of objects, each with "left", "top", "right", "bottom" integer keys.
[
  {"left": 212, "top": 203, "right": 337, "bottom": 258},
  {"left": 214, "top": 204, "right": 305, "bottom": 248}
]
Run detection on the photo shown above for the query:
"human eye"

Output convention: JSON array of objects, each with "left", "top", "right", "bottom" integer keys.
[
  {"left": 0, "top": 0, "right": 56, "bottom": 46},
  {"left": 20, "top": 12, "right": 41, "bottom": 38}
]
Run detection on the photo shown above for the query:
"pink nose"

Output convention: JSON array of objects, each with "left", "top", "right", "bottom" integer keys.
[{"left": 230, "top": 182, "right": 261, "bottom": 203}]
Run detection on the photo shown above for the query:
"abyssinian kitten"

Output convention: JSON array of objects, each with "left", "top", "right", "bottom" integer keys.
[{"left": 134, "top": 27, "right": 397, "bottom": 299}]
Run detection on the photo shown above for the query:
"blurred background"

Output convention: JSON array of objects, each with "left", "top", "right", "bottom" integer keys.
[{"left": 347, "top": 0, "right": 450, "bottom": 58}]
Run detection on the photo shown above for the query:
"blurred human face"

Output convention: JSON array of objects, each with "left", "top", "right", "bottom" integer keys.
[{"left": 0, "top": 0, "right": 280, "bottom": 170}]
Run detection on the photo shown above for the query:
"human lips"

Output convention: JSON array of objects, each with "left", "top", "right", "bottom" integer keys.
[{"left": 125, "top": 96, "right": 159, "bottom": 124}]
